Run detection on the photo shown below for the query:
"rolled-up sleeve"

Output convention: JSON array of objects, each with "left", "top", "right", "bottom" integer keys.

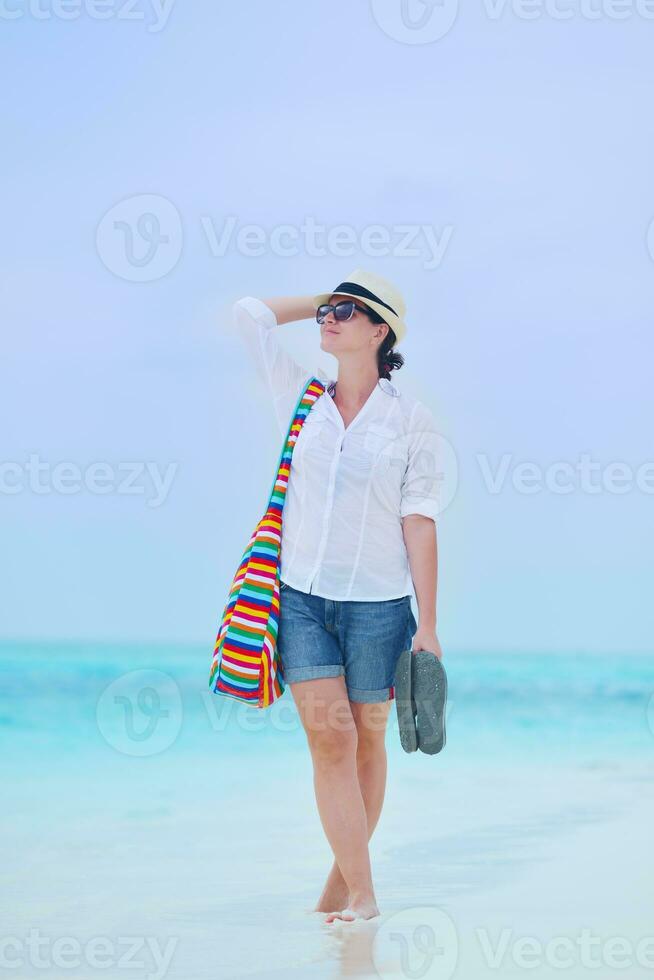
[
  {"left": 400, "top": 403, "right": 442, "bottom": 522},
  {"left": 232, "top": 296, "right": 316, "bottom": 435}
]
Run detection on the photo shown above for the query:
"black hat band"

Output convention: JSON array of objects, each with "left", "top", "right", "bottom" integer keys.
[{"left": 332, "top": 281, "right": 398, "bottom": 318}]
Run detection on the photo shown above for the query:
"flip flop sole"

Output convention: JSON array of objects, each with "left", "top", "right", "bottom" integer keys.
[
  {"left": 393, "top": 648, "right": 418, "bottom": 753},
  {"left": 412, "top": 652, "right": 447, "bottom": 755}
]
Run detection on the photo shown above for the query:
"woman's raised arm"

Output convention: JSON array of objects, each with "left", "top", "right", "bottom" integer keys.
[
  {"left": 260, "top": 296, "right": 316, "bottom": 325},
  {"left": 231, "top": 295, "right": 325, "bottom": 437}
]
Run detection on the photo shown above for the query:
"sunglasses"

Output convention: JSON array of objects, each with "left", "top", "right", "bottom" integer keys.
[{"left": 315, "top": 300, "right": 369, "bottom": 325}]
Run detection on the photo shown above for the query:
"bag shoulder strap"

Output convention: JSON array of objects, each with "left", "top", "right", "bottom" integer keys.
[{"left": 265, "top": 376, "right": 326, "bottom": 507}]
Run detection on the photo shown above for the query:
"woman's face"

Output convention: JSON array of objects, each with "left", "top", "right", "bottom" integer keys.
[{"left": 319, "top": 294, "right": 388, "bottom": 354}]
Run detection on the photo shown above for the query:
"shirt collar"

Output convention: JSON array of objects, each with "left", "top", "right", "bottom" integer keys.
[
  {"left": 379, "top": 377, "right": 400, "bottom": 397},
  {"left": 325, "top": 377, "right": 400, "bottom": 397}
]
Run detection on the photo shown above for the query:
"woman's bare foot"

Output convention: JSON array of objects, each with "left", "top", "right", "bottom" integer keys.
[
  {"left": 324, "top": 896, "right": 380, "bottom": 923},
  {"left": 314, "top": 886, "right": 350, "bottom": 913},
  {"left": 312, "top": 861, "right": 349, "bottom": 913}
]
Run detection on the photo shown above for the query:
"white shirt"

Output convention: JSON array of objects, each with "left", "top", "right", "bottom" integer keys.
[{"left": 233, "top": 296, "right": 441, "bottom": 601}]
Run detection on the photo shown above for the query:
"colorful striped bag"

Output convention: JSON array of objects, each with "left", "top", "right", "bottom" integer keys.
[{"left": 209, "top": 376, "right": 326, "bottom": 708}]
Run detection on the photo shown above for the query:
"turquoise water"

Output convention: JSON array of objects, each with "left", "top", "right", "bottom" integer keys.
[
  {"left": 3, "top": 641, "right": 654, "bottom": 980},
  {"left": 3, "top": 641, "right": 654, "bottom": 768}
]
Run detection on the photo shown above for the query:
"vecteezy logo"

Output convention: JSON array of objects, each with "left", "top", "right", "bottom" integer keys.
[
  {"left": 96, "top": 194, "right": 183, "bottom": 282},
  {"left": 372, "top": 906, "right": 459, "bottom": 979},
  {"left": 647, "top": 692, "right": 654, "bottom": 740},
  {"left": 386, "top": 430, "right": 459, "bottom": 517},
  {"left": 646, "top": 218, "right": 654, "bottom": 265},
  {"left": 96, "top": 669, "right": 183, "bottom": 756},
  {"left": 370, "top": 0, "right": 459, "bottom": 43},
  {"left": 417, "top": 432, "right": 458, "bottom": 517}
]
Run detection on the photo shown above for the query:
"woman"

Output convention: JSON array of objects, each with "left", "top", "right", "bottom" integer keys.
[{"left": 232, "top": 269, "right": 443, "bottom": 923}]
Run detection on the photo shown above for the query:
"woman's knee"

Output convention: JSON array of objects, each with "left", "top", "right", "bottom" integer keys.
[
  {"left": 351, "top": 701, "right": 390, "bottom": 760},
  {"left": 308, "top": 727, "right": 358, "bottom": 766},
  {"left": 291, "top": 676, "right": 358, "bottom": 763}
]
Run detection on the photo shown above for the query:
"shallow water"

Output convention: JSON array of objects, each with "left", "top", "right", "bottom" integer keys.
[{"left": 3, "top": 642, "right": 654, "bottom": 979}]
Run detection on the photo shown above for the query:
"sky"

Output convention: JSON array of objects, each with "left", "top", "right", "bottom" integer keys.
[{"left": 1, "top": 0, "right": 652, "bottom": 654}]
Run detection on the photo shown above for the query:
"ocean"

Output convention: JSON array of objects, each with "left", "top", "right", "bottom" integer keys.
[{"left": 3, "top": 642, "right": 654, "bottom": 979}]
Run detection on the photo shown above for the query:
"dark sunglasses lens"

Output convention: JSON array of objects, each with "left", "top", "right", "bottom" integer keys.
[
  {"left": 334, "top": 301, "right": 356, "bottom": 321},
  {"left": 316, "top": 304, "right": 332, "bottom": 323}
]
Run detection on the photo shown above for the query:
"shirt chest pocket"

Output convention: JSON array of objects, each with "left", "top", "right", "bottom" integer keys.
[
  {"left": 363, "top": 423, "right": 397, "bottom": 457},
  {"left": 295, "top": 414, "right": 332, "bottom": 459},
  {"left": 344, "top": 423, "right": 404, "bottom": 474}
]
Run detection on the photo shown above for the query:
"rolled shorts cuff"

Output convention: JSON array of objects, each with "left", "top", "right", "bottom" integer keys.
[
  {"left": 345, "top": 685, "right": 391, "bottom": 703},
  {"left": 282, "top": 665, "right": 345, "bottom": 684}
]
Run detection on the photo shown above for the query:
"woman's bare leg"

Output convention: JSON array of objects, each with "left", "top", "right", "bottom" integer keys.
[
  {"left": 314, "top": 699, "right": 392, "bottom": 913},
  {"left": 290, "top": 676, "right": 382, "bottom": 921}
]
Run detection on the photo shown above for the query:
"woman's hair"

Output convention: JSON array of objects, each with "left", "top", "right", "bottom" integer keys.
[
  {"left": 365, "top": 306, "right": 404, "bottom": 381},
  {"left": 325, "top": 302, "right": 405, "bottom": 397}
]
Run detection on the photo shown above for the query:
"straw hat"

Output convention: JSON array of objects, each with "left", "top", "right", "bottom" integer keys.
[{"left": 313, "top": 268, "right": 407, "bottom": 345}]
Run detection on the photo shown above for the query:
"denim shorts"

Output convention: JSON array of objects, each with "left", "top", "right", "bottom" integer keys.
[{"left": 277, "top": 582, "right": 418, "bottom": 703}]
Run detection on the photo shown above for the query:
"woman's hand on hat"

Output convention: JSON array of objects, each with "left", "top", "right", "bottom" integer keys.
[{"left": 261, "top": 296, "right": 317, "bottom": 325}]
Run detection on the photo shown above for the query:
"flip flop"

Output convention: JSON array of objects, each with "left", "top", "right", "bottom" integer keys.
[
  {"left": 394, "top": 647, "right": 418, "bottom": 753},
  {"left": 412, "top": 651, "right": 447, "bottom": 755}
]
